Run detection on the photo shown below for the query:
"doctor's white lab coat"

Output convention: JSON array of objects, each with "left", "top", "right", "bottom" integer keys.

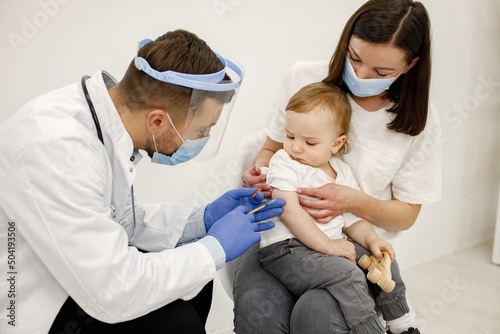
[{"left": 0, "top": 72, "right": 221, "bottom": 333}]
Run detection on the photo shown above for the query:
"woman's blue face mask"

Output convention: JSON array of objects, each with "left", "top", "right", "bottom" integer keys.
[
  {"left": 151, "top": 114, "right": 210, "bottom": 166},
  {"left": 343, "top": 57, "right": 406, "bottom": 98}
]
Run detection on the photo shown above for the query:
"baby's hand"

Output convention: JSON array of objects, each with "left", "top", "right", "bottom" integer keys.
[
  {"left": 325, "top": 239, "right": 356, "bottom": 262},
  {"left": 368, "top": 239, "right": 395, "bottom": 261}
]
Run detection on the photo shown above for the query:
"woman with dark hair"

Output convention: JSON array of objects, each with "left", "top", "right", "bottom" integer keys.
[{"left": 234, "top": 1, "right": 439, "bottom": 333}]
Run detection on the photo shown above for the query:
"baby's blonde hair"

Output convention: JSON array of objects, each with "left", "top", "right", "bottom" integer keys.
[{"left": 286, "top": 82, "right": 352, "bottom": 155}]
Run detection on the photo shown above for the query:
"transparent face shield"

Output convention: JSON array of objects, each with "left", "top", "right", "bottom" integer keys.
[{"left": 134, "top": 38, "right": 244, "bottom": 164}]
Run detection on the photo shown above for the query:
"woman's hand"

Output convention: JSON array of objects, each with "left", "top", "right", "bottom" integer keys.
[
  {"left": 324, "top": 239, "right": 356, "bottom": 262},
  {"left": 297, "top": 183, "right": 358, "bottom": 223},
  {"left": 241, "top": 137, "right": 282, "bottom": 198},
  {"left": 241, "top": 159, "right": 272, "bottom": 198}
]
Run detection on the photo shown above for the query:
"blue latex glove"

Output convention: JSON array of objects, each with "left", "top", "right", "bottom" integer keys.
[
  {"left": 207, "top": 206, "right": 280, "bottom": 262},
  {"left": 204, "top": 187, "right": 284, "bottom": 232}
]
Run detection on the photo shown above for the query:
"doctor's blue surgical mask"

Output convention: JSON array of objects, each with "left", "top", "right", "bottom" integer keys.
[
  {"left": 151, "top": 115, "right": 210, "bottom": 166},
  {"left": 343, "top": 58, "right": 407, "bottom": 97}
]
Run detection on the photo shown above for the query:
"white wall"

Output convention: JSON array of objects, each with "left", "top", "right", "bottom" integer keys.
[{"left": 1, "top": 1, "right": 499, "bottom": 332}]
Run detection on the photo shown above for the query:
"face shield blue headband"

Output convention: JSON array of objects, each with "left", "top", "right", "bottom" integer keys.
[{"left": 134, "top": 38, "right": 244, "bottom": 166}]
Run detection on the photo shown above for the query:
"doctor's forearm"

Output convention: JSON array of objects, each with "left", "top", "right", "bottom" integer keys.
[
  {"left": 176, "top": 206, "right": 207, "bottom": 246},
  {"left": 351, "top": 193, "right": 421, "bottom": 231}
]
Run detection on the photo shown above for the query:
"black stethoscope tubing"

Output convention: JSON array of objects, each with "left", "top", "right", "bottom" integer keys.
[
  {"left": 81, "top": 75, "right": 136, "bottom": 244},
  {"left": 81, "top": 76, "right": 104, "bottom": 144}
]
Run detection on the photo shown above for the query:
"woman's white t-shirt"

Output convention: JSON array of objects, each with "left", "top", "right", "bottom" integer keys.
[{"left": 264, "top": 60, "right": 442, "bottom": 244}]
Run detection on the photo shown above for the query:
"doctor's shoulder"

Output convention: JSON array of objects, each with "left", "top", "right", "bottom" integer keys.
[{"left": 0, "top": 83, "right": 103, "bottom": 159}]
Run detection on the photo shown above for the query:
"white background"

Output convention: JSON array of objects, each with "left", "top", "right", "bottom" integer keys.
[{"left": 1, "top": 1, "right": 499, "bottom": 332}]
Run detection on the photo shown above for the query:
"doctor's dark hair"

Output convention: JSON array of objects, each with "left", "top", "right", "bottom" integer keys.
[
  {"left": 117, "top": 29, "right": 233, "bottom": 124},
  {"left": 286, "top": 82, "right": 352, "bottom": 156},
  {"left": 323, "top": 0, "right": 431, "bottom": 136}
]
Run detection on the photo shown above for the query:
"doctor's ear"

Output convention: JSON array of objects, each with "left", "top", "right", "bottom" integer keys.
[{"left": 146, "top": 109, "right": 166, "bottom": 132}]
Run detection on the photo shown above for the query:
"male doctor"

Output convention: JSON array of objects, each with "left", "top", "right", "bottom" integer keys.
[{"left": 0, "top": 29, "right": 283, "bottom": 333}]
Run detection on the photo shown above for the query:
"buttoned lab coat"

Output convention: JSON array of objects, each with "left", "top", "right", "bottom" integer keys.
[{"left": 0, "top": 72, "right": 222, "bottom": 334}]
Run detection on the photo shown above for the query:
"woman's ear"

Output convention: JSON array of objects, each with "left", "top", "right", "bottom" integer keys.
[
  {"left": 404, "top": 56, "right": 420, "bottom": 74},
  {"left": 331, "top": 135, "right": 347, "bottom": 154}
]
